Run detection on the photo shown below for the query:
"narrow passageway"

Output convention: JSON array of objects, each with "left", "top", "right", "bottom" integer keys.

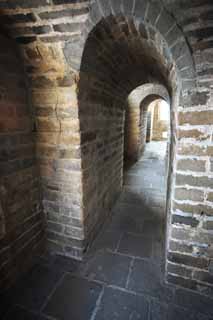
[
  {"left": 120, "top": 141, "right": 168, "bottom": 261},
  {"left": 3, "top": 142, "right": 213, "bottom": 320}
]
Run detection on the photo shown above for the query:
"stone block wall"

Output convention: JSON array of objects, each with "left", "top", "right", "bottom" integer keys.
[
  {"left": 0, "top": 0, "right": 212, "bottom": 297},
  {"left": 167, "top": 89, "right": 213, "bottom": 294},
  {"left": 124, "top": 97, "right": 141, "bottom": 163},
  {"left": 0, "top": 34, "right": 44, "bottom": 291},
  {"left": 36, "top": 85, "right": 84, "bottom": 259},
  {"left": 138, "top": 104, "right": 149, "bottom": 155},
  {"left": 164, "top": 1, "right": 213, "bottom": 294},
  {"left": 78, "top": 43, "right": 125, "bottom": 247}
]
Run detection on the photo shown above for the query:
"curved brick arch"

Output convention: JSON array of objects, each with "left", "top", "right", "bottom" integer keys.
[
  {"left": 64, "top": 0, "right": 196, "bottom": 94},
  {"left": 74, "top": 7, "right": 183, "bottom": 269},
  {"left": 125, "top": 83, "right": 170, "bottom": 161},
  {"left": 76, "top": 5, "right": 179, "bottom": 258},
  {"left": 129, "top": 84, "right": 170, "bottom": 107}
]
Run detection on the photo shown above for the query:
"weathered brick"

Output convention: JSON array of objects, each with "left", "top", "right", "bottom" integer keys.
[
  {"left": 193, "top": 40, "right": 213, "bottom": 52},
  {"left": 203, "top": 220, "right": 213, "bottom": 231},
  {"left": 181, "top": 91, "right": 210, "bottom": 107},
  {"left": 39, "top": 35, "right": 73, "bottom": 43},
  {"left": 39, "top": 7, "right": 88, "bottom": 20},
  {"left": 16, "top": 37, "right": 37, "bottom": 44},
  {"left": 168, "top": 252, "right": 209, "bottom": 269},
  {"left": 15, "top": 25, "right": 52, "bottom": 36},
  {"left": 47, "top": 212, "right": 82, "bottom": 227},
  {"left": 187, "top": 27, "right": 213, "bottom": 40},
  {"left": 178, "top": 144, "right": 213, "bottom": 157},
  {"left": 36, "top": 118, "right": 61, "bottom": 132},
  {"left": 171, "top": 226, "right": 213, "bottom": 245},
  {"left": 207, "top": 192, "right": 213, "bottom": 202},
  {"left": 179, "top": 111, "right": 213, "bottom": 126},
  {"left": 175, "top": 188, "right": 204, "bottom": 202},
  {"left": 0, "top": 0, "right": 50, "bottom": 9},
  {"left": 193, "top": 270, "right": 213, "bottom": 284},
  {"left": 172, "top": 214, "right": 199, "bottom": 227},
  {"left": 47, "top": 231, "right": 84, "bottom": 249},
  {"left": 0, "top": 33, "right": 44, "bottom": 290},
  {"left": 173, "top": 201, "right": 213, "bottom": 216},
  {"left": 47, "top": 221, "right": 64, "bottom": 233},
  {"left": 178, "top": 129, "right": 210, "bottom": 140},
  {"left": 53, "top": 23, "right": 82, "bottom": 33},
  {"left": 167, "top": 262, "right": 193, "bottom": 278},
  {"left": 169, "top": 240, "right": 193, "bottom": 254},
  {"left": 1, "top": 13, "right": 37, "bottom": 24},
  {"left": 176, "top": 174, "right": 213, "bottom": 188},
  {"left": 177, "top": 159, "right": 206, "bottom": 172},
  {"left": 167, "top": 274, "right": 197, "bottom": 290},
  {"left": 64, "top": 226, "right": 84, "bottom": 240}
]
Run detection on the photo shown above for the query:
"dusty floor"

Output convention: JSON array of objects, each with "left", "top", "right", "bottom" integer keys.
[{"left": 1, "top": 142, "right": 213, "bottom": 320}]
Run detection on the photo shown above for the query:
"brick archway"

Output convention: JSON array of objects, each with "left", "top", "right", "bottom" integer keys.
[
  {"left": 124, "top": 84, "right": 170, "bottom": 161},
  {"left": 0, "top": 0, "right": 212, "bottom": 295}
]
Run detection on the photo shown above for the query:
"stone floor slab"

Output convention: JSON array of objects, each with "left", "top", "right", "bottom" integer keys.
[
  {"left": 109, "top": 211, "right": 144, "bottom": 234},
  {"left": 174, "top": 288, "right": 213, "bottom": 317},
  {"left": 43, "top": 274, "right": 102, "bottom": 320},
  {"left": 83, "top": 251, "right": 131, "bottom": 287},
  {"left": 128, "top": 259, "right": 174, "bottom": 303},
  {"left": 4, "top": 306, "right": 48, "bottom": 320},
  {"left": 8, "top": 264, "right": 64, "bottom": 312},
  {"left": 142, "top": 219, "right": 162, "bottom": 239},
  {"left": 168, "top": 305, "right": 211, "bottom": 320},
  {"left": 118, "top": 233, "right": 152, "bottom": 258},
  {"left": 94, "top": 286, "right": 149, "bottom": 320},
  {"left": 90, "top": 230, "right": 122, "bottom": 253},
  {"left": 150, "top": 301, "right": 168, "bottom": 320}
]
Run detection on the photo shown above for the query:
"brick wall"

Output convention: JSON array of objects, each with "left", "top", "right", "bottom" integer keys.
[
  {"left": 167, "top": 90, "right": 213, "bottom": 293},
  {"left": 78, "top": 30, "right": 125, "bottom": 247},
  {"left": 0, "top": 0, "right": 212, "bottom": 297},
  {"left": 27, "top": 46, "right": 84, "bottom": 259},
  {"left": 0, "top": 34, "right": 44, "bottom": 291},
  {"left": 124, "top": 94, "right": 141, "bottom": 163},
  {"left": 164, "top": 1, "right": 213, "bottom": 295},
  {"left": 138, "top": 105, "right": 149, "bottom": 156}
]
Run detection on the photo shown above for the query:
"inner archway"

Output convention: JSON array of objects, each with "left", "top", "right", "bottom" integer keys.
[
  {"left": 122, "top": 84, "right": 171, "bottom": 267},
  {"left": 77, "top": 15, "right": 178, "bottom": 269},
  {"left": 124, "top": 84, "right": 170, "bottom": 167},
  {"left": 147, "top": 99, "right": 170, "bottom": 143}
]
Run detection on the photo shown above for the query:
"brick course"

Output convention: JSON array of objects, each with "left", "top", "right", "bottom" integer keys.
[{"left": 0, "top": 34, "right": 44, "bottom": 290}]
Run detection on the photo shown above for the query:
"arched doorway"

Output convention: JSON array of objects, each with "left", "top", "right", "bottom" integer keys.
[
  {"left": 77, "top": 15, "right": 178, "bottom": 275},
  {"left": 146, "top": 99, "right": 170, "bottom": 143},
  {"left": 123, "top": 84, "right": 170, "bottom": 167}
]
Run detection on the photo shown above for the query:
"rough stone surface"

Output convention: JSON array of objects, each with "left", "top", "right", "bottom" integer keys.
[
  {"left": 0, "top": 34, "right": 44, "bottom": 291},
  {"left": 0, "top": 0, "right": 212, "bottom": 298}
]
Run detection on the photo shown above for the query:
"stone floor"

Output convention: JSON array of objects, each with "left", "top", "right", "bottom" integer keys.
[{"left": 1, "top": 141, "right": 213, "bottom": 320}]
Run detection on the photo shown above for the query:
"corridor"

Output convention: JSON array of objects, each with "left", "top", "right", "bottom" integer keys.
[{"left": 1, "top": 142, "right": 213, "bottom": 320}]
